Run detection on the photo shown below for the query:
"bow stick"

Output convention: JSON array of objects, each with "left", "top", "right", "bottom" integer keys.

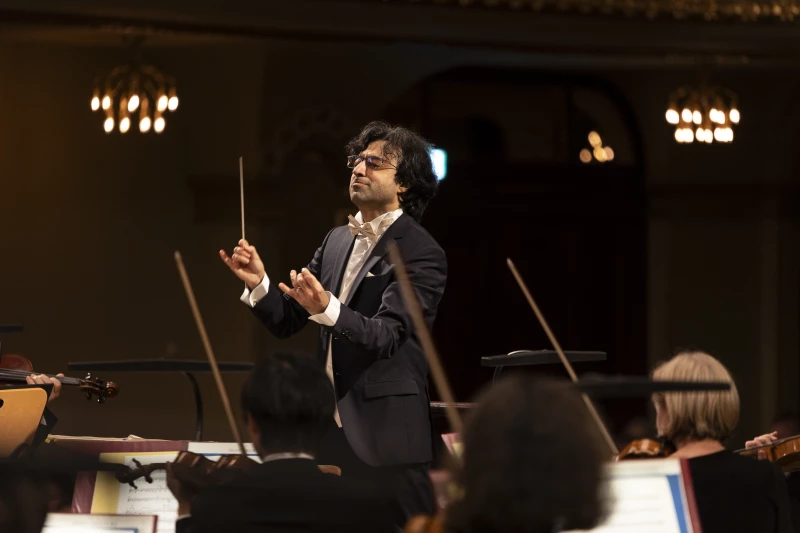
[
  {"left": 387, "top": 244, "right": 463, "bottom": 437},
  {"left": 174, "top": 251, "right": 247, "bottom": 456},
  {"left": 506, "top": 258, "right": 618, "bottom": 455}
]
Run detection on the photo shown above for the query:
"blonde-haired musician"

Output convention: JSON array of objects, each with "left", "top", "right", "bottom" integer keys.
[{"left": 652, "top": 350, "right": 793, "bottom": 532}]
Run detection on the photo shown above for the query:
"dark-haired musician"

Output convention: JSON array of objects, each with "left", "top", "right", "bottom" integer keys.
[{"left": 220, "top": 121, "right": 446, "bottom": 530}]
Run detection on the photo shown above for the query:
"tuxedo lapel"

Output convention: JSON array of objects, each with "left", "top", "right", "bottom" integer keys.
[
  {"left": 330, "top": 229, "right": 355, "bottom": 297},
  {"left": 343, "top": 214, "right": 411, "bottom": 306}
]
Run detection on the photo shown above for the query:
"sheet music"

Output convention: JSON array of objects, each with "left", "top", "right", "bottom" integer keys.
[
  {"left": 44, "top": 512, "right": 157, "bottom": 533},
  {"left": 187, "top": 441, "right": 260, "bottom": 461},
  {"left": 565, "top": 459, "right": 694, "bottom": 533},
  {"left": 113, "top": 454, "right": 179, "bottom": 533}
]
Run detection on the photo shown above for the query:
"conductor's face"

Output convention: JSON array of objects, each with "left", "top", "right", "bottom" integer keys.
[{"left": 347, "top": 140, "right": 406, "bottom": 214}]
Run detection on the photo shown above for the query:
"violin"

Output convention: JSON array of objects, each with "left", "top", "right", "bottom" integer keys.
[
  {"left": 736, "top": 435, "right": 800, "bottom": 472},
  {"left": 616, "top": 438, "right": 675, "bottom": 460},
  {"left": 117, "top": 451, "right": 256, "bottom": 491},
  {"left": 116, "top": 450, "right": 342, "bottom": 491},
  {"left": 0, "top": 353, "right": 119, "bottom": 402}
]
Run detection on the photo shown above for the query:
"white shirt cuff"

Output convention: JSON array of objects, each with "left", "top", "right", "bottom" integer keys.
[
  {"left": 240, "top": 275, "right": 270, "bottom": 307},
  {"left": 177, "top": 514, "right": 191, "bottom": 520},
  {"left": 309, "top": 293, "right": 340, "bottom": 326}
]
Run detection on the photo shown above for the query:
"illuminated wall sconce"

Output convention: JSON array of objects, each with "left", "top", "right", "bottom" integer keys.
[
  {"left": 666, "top": 85, "right": 738, "bottom": 144},
  {"left": 91, "top": 64, "right": 178, "bottom": 134},
  {"left": 580, "top": 131, "right": 614, "bottom": 164}
]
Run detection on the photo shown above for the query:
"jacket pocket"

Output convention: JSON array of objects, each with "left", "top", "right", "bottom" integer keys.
[{"left": 364, "top": 379, "right": 419, "bottom": 399}]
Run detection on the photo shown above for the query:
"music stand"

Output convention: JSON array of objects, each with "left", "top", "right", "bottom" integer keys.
[
  {"left": 0, "top": 384, "right": 51, "bottom": 457},
  {"left": 574, "top": 376, "right": 731, "bottom": 397},
  {"left": 481, "top": 350, "right": 607, "bottom": 384},
  {"left": 67, "top": 360, "right": 254, "bottom": 441}
]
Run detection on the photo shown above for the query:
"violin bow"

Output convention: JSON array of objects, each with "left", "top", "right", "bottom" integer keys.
[
  {"left": 387, "top": 244, "right": 463, "bottom": 437},
  {"left": 174, "top": 251, "right": 247, "bottom": 456},
  {"left": 506, "top": 258, "right": 619, "bottom": 456}
]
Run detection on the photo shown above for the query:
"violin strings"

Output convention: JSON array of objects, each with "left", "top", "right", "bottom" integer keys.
[{"left": 0, "top": 368, "right": 80, "bottom": 385}]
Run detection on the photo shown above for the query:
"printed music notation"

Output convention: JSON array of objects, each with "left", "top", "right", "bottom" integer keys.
[
  {"left": 114, "top": 454, "right": 179, "bottom": 533},
  {"left": 564, "top": 459, "right": 696, "bottom": 533}
]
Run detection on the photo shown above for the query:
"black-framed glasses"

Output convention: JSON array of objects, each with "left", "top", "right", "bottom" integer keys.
[{"left": 346, "top": 154, "right": 397, "bottom": 171}]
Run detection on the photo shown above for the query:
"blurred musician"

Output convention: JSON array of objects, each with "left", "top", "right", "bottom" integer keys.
[
  {"left": 443, "top": 376, "right": 608, "bottom": 533},
  {"left": 652, "top": 350, "right": 794, "bottom": 532},
  {"left": 0, "top": 466, "right": 49, "bottom": 533},
  {"left": 168, "top": 352, "right": 391, "bottom": 533}
]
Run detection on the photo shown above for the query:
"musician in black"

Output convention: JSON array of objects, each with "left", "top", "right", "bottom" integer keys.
[
  {"left": 220, "top": 121, "right": 446, "bottom": 529},
  {"left": 444, "top": 376, "right": 608, "bottom": 533},
  {"left": 653, "top": 350, "right": 794, "bottom": 533},
  {"left": 168, "top": 352, "right": 392, "bottom": 533}
]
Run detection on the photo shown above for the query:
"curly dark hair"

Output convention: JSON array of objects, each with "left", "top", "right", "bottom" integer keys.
[
  {"left": 445, "top": 376, "right": 608, "bottom": 533},
  {"left": 345, "top": 121, "right": 438, "bottom": 222}
]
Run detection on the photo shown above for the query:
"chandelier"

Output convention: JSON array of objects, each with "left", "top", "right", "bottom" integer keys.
[
  {"left": 665, "top": 85, "right": 739, "bottom": 144},
  {"left": 90, "top": 63, "right": 178, "bottom": 134},
  {"left": 579, "top": 131, "right": 615, "bottom": 164}
]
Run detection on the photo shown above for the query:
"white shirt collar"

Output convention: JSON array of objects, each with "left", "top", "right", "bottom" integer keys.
[
  {"left": 260, "top": 452, "right": 314, "bottom": 463},
  {"left": 354, "top": 208, "right": 403, "bottom": 235}
]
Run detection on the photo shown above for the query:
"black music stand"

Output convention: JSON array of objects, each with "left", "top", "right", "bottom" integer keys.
[
  {"left": 481, "top": 350, "right": 607, "bottom": 384},
  {"left": 575, "top": 377, "right": 731, "bottom": 397},
  {"left": 429, "top": 378, "right": 730, "bottom": 415},
  {"left": 67, "top": 360, "right": 254, "bottom": 441}
]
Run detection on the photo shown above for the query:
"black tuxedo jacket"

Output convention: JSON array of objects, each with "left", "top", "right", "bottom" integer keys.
[
  {"left": 176, "top": 459, "right": 393, "bottom": 533},
  {"left": 250, "top": 214, "right": 447, "bottom": 466}
]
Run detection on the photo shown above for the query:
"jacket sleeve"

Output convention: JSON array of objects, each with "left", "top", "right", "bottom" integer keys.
[
  {"left": 329, "top": 240, "right": 446, "bottom": 360},
  {"left": 249, "top": 229, "right": 333, "bottom": 339},
  {"left": 175, "top": 517, "right": 195, "bottom": 533}
]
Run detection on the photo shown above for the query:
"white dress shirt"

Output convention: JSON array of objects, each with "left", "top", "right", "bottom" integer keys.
[{"left": 240, "top": 208, "right": 403, "bottom": 426}]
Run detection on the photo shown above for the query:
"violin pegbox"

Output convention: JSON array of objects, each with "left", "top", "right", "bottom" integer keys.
[{"left": 79, "top": 373, "right": 120, "bottom": 403}]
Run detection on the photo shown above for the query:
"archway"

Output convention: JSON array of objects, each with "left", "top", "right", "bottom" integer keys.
[{"left": 380, "top": 66, "right": 647, "bottom": 437}]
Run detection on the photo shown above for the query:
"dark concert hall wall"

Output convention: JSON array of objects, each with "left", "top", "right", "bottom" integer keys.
[{"left": 0, "top": 35, "right": 797, "bottom": 447}]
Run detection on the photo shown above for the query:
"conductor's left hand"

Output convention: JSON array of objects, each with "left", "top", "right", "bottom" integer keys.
[{"left": 278, "top": 268, "right": 330, "bottom": 315}]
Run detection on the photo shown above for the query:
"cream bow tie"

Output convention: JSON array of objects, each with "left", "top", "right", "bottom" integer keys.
[{"left": 348, "top": 215, "right": 393, "bottom": 243}]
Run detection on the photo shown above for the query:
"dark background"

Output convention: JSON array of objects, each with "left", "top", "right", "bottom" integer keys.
[{"left": 0, "top": 0, "right": 798, "bottom": 450}]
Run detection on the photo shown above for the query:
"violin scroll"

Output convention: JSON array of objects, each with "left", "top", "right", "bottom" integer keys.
[{"left": 79, "top": 373, "right": 119, "bottom": 403}]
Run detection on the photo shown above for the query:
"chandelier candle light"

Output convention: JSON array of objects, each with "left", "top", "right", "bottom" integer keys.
[
  {"left": 579, "top": 131, "right": 614, "bottom": 164},
  {"left": 91, "top": 64, "right": 178, "bottom": 134},
  {"left": 665, "top": 85, "right": 738, "bottom": 144}
]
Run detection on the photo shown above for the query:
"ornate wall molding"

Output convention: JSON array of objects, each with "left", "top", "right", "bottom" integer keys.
[{"left": 353, "top": 0, "right": 800, "bottom": 23}]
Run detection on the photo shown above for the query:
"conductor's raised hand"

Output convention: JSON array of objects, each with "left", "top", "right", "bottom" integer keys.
[
  {"left": 278, "top": 268, "right": 330, "bottom": 315},
  {"left": 219, "top": 239, "right": 266, "bottom": 289}
]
